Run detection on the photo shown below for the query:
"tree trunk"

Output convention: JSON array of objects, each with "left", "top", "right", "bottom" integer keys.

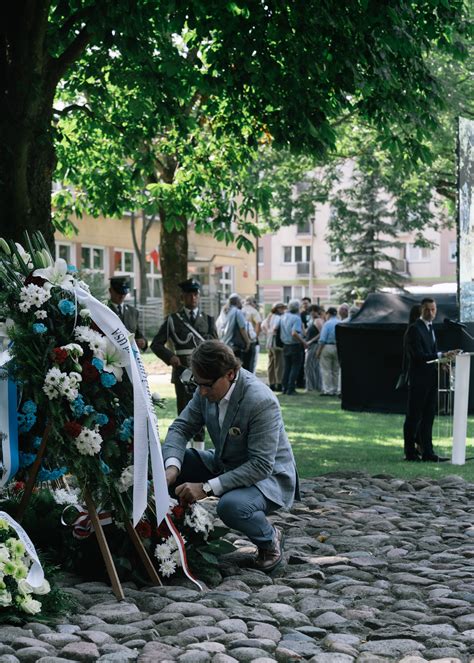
[
  {"left": 0, "top": 4, "right": 56, "bottom": 248},
  {"left": 159, "top": 211, "right": 188, "bottom": 316}
]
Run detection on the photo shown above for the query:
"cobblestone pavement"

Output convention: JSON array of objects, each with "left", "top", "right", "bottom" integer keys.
[{"left": 2, "top": 472, "right": 474, "bottom": 663}]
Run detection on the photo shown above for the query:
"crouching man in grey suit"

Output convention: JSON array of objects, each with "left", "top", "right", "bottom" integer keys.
[{"left": 163, "top": 340, "right": 299, "bottom": 572}]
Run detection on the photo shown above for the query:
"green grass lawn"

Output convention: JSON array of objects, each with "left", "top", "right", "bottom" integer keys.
[{"left": 144, "top": 350, "right": 474, "bottom": 482}]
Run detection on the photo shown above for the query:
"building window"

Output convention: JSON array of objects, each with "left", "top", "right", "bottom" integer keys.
[
  {"left": 257, "top": 246, "right": 264, "bottom": 265},
  {"left": 282, "top": 285, "right": 309, "bottom": 302},
  {"left": 215, "top": 266, "right": 234, "bottom": 298},
  {"left": 296, "top": 220, "right": 311, "bottom": 235},
  {"left": 56, "top": 242, "right": 72, "bottom": 265},
  {"left": 449, "top": 241, "right": 457, "bottom": 263},
  {"left": 407, "top": 243, "right": 430, "bottom": 262},
  {"left": 146, "top": 253, "right": 162, "bottom": 298},
  {"left": 330, "top": 250, "right": 342, "bottom": 265},
  {"left": 283, "top": 246, "right": 292, "bottom": 263},
  {"left": 114, "top": 249, "right": 134, "bottom": 273},
  {"left": 283, "top": 246, "right": 311, "bottom": 264},
  {"left": 81, "top": 245, "right": 104, "bottom": 272}
]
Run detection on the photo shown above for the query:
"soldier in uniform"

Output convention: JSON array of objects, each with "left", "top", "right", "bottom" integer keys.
[
  {"left": 151, "top": 278, "right": 217, "bottom": 450},
  {"left": 108, "top": 277, "right": 148, "bottom": 350}
]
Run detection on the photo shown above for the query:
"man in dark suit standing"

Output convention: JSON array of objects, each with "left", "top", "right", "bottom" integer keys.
[
  {"left": 151, "top": 278, "right": 217, "bottom": 450},
  {"left": 403, "top": 297, "right": 457, "bottom": 462},
  {"left": 108, "top": 277, "right": 148, "bottom": 350}
]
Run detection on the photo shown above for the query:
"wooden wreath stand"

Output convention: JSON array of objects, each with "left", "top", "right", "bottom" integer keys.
[{"left": 15, "top": 425, "right": 162, "bottom": 600}]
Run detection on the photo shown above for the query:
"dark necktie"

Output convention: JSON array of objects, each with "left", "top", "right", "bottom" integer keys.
[
  {"left": 189, "top": 310, "right": 195, "bottom": 325},
  {"left": 428, "top": 323, "right": 435, "bottom": 349},
  {"left": 117, "top": 304, "right": 123, "bottom": 318}
]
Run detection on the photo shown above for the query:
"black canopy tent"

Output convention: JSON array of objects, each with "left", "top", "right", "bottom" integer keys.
[{"left": 336, "top": 292, "right": 474, "bottom": 414}]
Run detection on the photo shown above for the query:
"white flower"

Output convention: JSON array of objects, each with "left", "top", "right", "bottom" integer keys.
[
  {"left": 68, "top": 372, "right": 82, "bottom": 386},
  {"left": 117, "top": 465, "right": 134, "bottom": 493},
  {"left": 15, "top": 243, "right": 33, "bottom": 269},
  {"left": 0, "top": 590, "right": 12, "bottom": 607},
  {"left": 74, "top": 326, "right": 106, "bottom": 354},
  {"left": 43, "top": 384, "right": 57, "bottom": 400},
  {"left": 0, "top": 545, "right": 10, "bottom": 563},
  {"left": 154, "top": 542, "right": 172, "bottom": 561},
  {"left": 17, "top": 594, "right": 41, "bottom": 614},
  {"left": 32, "top": 579, "right": 51, "bottom": 596},
  {"left": 33, "top": 258, "right": 74, "bottom": 291},
  {"left": 52, "top": 488, "right": 80, "bottom": 507},
  {"left": 97, "top": 339, "right": 126, "bottom": 380},
  {"left": 62, "top": 343, "right": 84, "bottom": 357},
  {"left": 18, "top": 301, "right": 30, "bottom": 313},
  {"left": 17, "top": 579, "right": 34, "bottom": 595},
  {"left": 79, "top": 308, "right": 91, "bottom": 319},
  {"left": 34, "top": 310, "right": 48, "bottom": 319},
  {"left": 76, "top": 280, "right": 90, "bottom": 293},
  {"left": 159, "top": 558, "right": 177, "bottom": 577},
  {"left": 74, "top": 428, "right": 102, "bottom": 456}
]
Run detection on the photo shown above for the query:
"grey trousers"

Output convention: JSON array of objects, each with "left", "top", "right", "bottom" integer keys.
[{"left": 174, "top": 449, "right": 278, "bottom": 550}]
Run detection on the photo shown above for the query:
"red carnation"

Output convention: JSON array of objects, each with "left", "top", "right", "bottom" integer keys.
[
  {"left": 24, "top": 273, "right": 46, "bottom": 287},
  {"left": 156, "top": 523, "right": 171, "bottom": 539},
  {"left": 172, "top": 505, "right": 185, "bottom": 520},
  {"left": 82, "top": 361, "right": 100, "bottom": 383},
  {"left": 64, "top": 421, "right": 82, "bottom": 438},
  {"left": 12, "top": 481, "right": 25, "bottom": 492},
  {"left": 100, "top": 415, "right": 116, "bottom": 438},
  {"left": 136, "top": 520, "right": 152, "bottom": 539},
  {"left": 52, "top": 347, "right": 68, "bottom": 364}
]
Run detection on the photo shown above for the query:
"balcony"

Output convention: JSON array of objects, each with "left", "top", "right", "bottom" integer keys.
[{"left": 297, "top": 262, "right": 310, "bottom": 276}]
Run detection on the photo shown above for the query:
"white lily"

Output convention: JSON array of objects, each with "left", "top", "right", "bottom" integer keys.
[
  {"left": 33, "top": 258, "right": 74, "bottom": 291},
  {"left": 98, "top": 338, "right": 127, "bottom": 380}
]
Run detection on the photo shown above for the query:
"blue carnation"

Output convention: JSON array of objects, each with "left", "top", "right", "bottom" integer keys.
[
  {"left": 96, "top": 413, "right": 109, "bottom": 426},
  {"left": 92, "top": 357, "right": 104, "bottom": 372},
  {"left": 37, "top": 466, "right": 67, "bottom": 482},
  {"left": 32, "top": 323, "right": 47, "bottom": 334},
  {"left": 17, "top": 412, "right": 36, "bottom": 433},
  {"left": 32, "top": 436, "right": 42, "bottom": 449},
  {"left": 84, "top": 405, "right": 95, "bottom": 415},
  {"left": 58, "top": 299, "right": 76, "bottom": 316},
  {"left": 100, "top": 372, "right": 117, "bottom": 388},
  {"left": 22, "top": 400, "right": 37, "bottom": 415},
  {"left": 71, "top": 395, "right": 85, "bottom": 417},
  {"left": 19, "top": 452, "right": 36, "bottom": 468},
  {"left": 119, "top": 416, "right": 134, "bottom": 441},
  {"left": 99, "top": 458, "right": 111, "bottom": 475}
]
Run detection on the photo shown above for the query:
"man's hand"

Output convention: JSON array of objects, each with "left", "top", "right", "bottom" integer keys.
[
  {"left": 136, "top": 338, "right": 147, "bottom": 350},
  {"left": 170, "top": 355, "right": 181, "bottom": 368},
  {"left": 444, "top": 350, "right": 461, "bottom": 360},
  {"left": 175, "top": 482, "right": 206, "bottom": 505},
  {"left": 165, "top": 466, "right": 180, "bottom": 487}
]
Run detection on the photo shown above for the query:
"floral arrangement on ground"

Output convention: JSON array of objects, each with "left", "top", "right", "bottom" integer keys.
[
  {"left": 0, "top": 232, "right": 138, "bottom": 516},
  {"left": 0, "top": 504, "right": 75, "bottom": 623}
]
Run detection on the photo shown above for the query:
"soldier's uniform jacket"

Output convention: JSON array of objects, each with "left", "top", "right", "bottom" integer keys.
[
  {"left": 151, "top": 309, "right": 217, "bottom": 384},
  {"left": 108, "top": 301, "right": 148, "bottom": 350}
]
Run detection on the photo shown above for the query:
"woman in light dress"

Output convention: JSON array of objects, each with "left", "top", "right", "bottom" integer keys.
[{"left": 305, "top": 305, "right": 325, "bottom": 392}]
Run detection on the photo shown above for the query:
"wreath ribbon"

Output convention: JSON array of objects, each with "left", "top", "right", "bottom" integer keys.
[
  {"left": 0, "top": 511, "right": 44, "bottom": 587},
  {"left": 0, "top": 347, "right": 19, "bottom": 489}
]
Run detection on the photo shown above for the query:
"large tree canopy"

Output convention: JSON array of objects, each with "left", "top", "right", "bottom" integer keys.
[{"left": 0, "top": 0, "right": 469, "bottom": 250}]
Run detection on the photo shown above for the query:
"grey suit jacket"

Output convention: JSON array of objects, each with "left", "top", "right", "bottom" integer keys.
[{"left": 163, "top": 368, "right": 299, "bottom": 509}]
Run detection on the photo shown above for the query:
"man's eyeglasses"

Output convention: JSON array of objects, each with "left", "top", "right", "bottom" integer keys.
[{"left": 190, "top": 374, "right": 222, "bottom": 390}]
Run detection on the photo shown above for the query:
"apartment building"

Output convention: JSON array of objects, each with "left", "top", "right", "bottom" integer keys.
[
  {"left": 257, "top": 200, "right": 456, "bottom": 307},
  {"left": 54, "top": 213, "right": 257, "bottom": 323}
]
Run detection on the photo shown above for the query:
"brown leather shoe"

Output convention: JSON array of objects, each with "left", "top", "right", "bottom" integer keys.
[{"left": 254, "top": 527, "right": 285, "bottom": 573}]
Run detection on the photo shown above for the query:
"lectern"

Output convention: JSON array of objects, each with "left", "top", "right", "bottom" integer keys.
[{"left": 430, "top": 352, "right": 474, "bottom": 465}]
